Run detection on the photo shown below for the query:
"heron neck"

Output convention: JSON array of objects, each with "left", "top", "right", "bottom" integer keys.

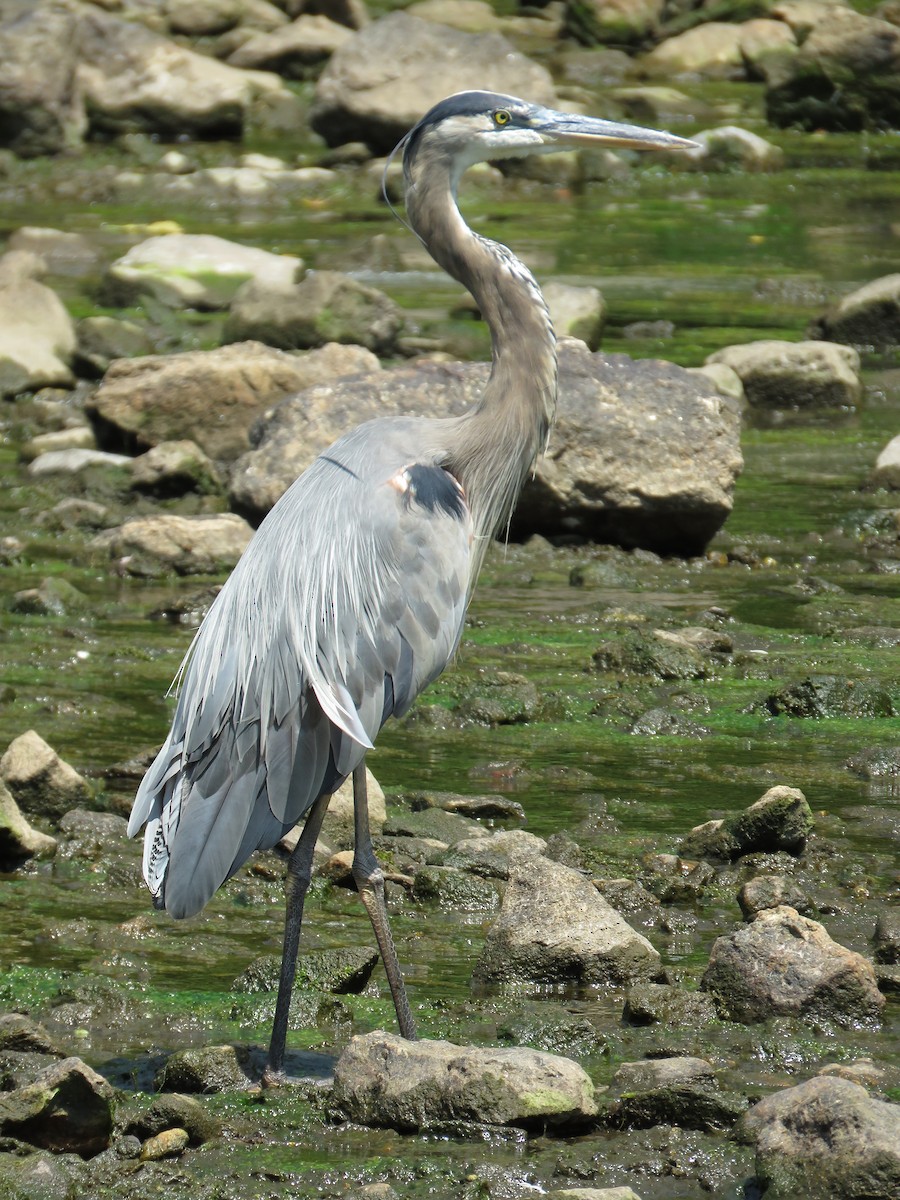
[{"left": 405, "top": 164, "right": 558, "bottom": 550}]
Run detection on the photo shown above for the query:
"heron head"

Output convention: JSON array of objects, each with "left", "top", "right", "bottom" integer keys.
[{"left": 401, "top": 90, "right": 697, "bottom": 186}]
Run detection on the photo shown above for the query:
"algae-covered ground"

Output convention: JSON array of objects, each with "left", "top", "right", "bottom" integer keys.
[{"left": 0, "top": 77, "right": 899, "bottom": 1200}]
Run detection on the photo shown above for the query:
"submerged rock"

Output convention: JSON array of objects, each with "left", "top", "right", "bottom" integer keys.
[
  {"left": 702, "top": 905, "right": 885, "bottom": 1026},
  {"left": 603, "top": 1056, "right": 746, "bottom": 1133},
  {"left": 332, "top": 1031, "right": 597, "bottom": 1131},
  {"left": 735, "top": 1075, "right": 900, "bottom": 1200},
  {"left": 0, "top": 730, "right": 91, "bottom": 820},
  {"left": 474, "top": 854, "right": 659, "bottom": 988},
  {"left": 622, "top": 981, "right": 718, "bottom": 1028}
]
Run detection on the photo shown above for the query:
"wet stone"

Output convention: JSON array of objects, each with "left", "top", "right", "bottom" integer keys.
[
  {"left": 332, "top": 1031, "right": 597, "bottom": 1132},
  {"left": 0, "top": 731, "right": 92, "bottom": 820},
  {"left": 738, "top": 874, "right": 813, "bottom": 919},
  {"left": 594, "top": 878, "right": 660, "bottom": 914},
  {"left": 602, "top": 1080, "right": 747, "bottom": 1133},
  {"left": 0, "top": 1015, "right": 63, "bottom": 1057},
  {"left": 10, "top": 577, "right": 90, "bottom": 617},
  {"left": 494, "top": 1001, "right": 609, "bottom": 1059},
  {"left": 873, "top": 910, "right": 900, "bottom": 965},
  {"left": 679, "top": 785, "right": 813, "bottom": 861},
  {"left": 382, "top": 805, "right": 479, "bottom": 845},
  {"left": 139, "top": 1127, "right": 189, "bottom": 1160},
  {"left": 232, "top": 947, "right": 379, "bottom": 995},
  {"left": 441, "top": 828, "right": 547, "bottom": 879},
  {"left": 126, "top": 1092, "right": 221, "bottom": 1145},
  {"left": 0, "top": 1148, "right": 77, "bottom": 1200},
  {"left": 0, "top": 781, "right": 57, "bottom": 867},
  {"left": 622, "top": 982, "right": 719, "bottom": 1029},
  {"left": 759, "top": 674, "right": 896, "bottom": 718},
  {"left": 455, "top": 670, "right": 543, "bottom": 725},
  {"left": 159, "top": 1044, "right": 254, "bottom": 1093},
  {"left": 404, "top": 790, "right": 526, "bottom": 822},
  {"left": 411, "top": 865, "right": 501, "bottom": 912},
  {"left": 0, "top": 1056, "right": 115, "bottom": 1156},
  {"left": 642, "top": 853, "right": 716, "bottom": 903}
]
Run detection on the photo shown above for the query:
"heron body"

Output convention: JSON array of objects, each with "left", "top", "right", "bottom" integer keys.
[{"left": 129, "top": 90, "right": 693, "bottom": 1079}]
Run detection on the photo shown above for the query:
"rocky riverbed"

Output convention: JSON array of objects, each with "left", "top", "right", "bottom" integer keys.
[{"left": 1, "top": 2, "right": 899, "bottom": 1198}]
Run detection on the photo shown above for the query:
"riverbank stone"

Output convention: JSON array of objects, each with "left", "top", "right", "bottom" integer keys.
[
  {"left": 760, "top": 674, "right": 896, "bottom": 718},
  {"left": 474, "top": 854, "right": 659, "bottom": 988},
  {"left": 735, "top": 1075, "right": 900, "bottom": 1200},
  {"left": 622, "top": 981, "right": 718, "bottom": 1028},
  {"left": 129, "top": 440, "right": 223, "bottom": 497},
  {"left": 0, "top": 1056, "right": 115, "bottom": 1156},
  {"left": 701, "top": 905, "right": 885, "bottom": 1026},
  {"left": 815, "top": 273, "right": 900, "bottom": 350},
  {"left": 159, "top": 1044, "right": 254, "bottom": 1093},
  {"left": 705, "top": 339, "right": 861, "bottom": 410},
  {"left": 0, "top": 731, "right": 91, "bottom": 821},
  {"left": 0, "top": 252, "right": 76, "bottom": 398},
  {"left": 679, "top": 785, "right": 813, "bottom": 862},
  {"left": 0, "top": 781, "right": 57, "bottom": 867},
  {"left": 233, "top": 947, "right": 378, "bottom": 995},
  {"left": 602, "top": 1055, "right": 746, "bottom": 1133},
  {"left": 332, "top": 1031, "right": 597, "bottom": 1131},
  {"left": 91, "top": 513, "right": 253, "bottom": 577}
]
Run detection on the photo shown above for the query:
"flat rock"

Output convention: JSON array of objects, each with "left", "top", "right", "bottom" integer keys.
[
  {"left": 474, "top": 854, "right": 659, "bottom": 988},
  {"left": 0, "top": 730, "right": 91, "bottom": 820},
  {"left": 91, "top": 513, "right": 254, "bottom": 577},
  {"left": 702, "top": 905, "right": 885, "bottom": 1026},
  {"left": 28, "top": 448, "right": 131, "bottom": 475},
  {"left": 332, "top": 1031, "right": 597, "bottom": 1131},
  {"left": 735, "top": 1075, "right": 900, "bottom": 1199}
]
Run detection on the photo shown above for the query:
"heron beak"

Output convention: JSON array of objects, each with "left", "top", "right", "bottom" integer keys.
[{"left": 536, "top": 110, "right": 698, "bottom": 152}]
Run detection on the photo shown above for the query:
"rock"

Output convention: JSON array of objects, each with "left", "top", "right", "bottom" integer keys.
[
  {"left": 383, "top": 806, "right": 480, "bottom": 846},
  {"left": 310, "top": 12, "right": 556, "bottom": 152},
  {"left": 612, "top": 1056, "right": 716, "bottom": 1090},
  {"left": 56, "top": 809, "right": 129, "bottom": 860},
  {"left": 0, "top": 1056, "right": 115, "bottom": 1156},
  {"left": 0, "top": 1015, "right": 63, "bottom": 1057},
  {"left": 10, "top": 577, "right": 91, "bottom": 618},
  {"left": 740, "top": 16, "right": 798, "bottom": 76},
  {"left": 870, "top": 434, "right": 900, "bottom": 489},
  {"left": 705, "top": 340, "right": 861, "bottom": 410},
  {"left": 0, "top": 731, "right": 91, "bottom": 821},
  {"left": 567, "top": 0, "right": 663, "bottom": 46},
  {"left": 223, "top": 270, "right": 402, "bottom": 354},
  {"left": 474, "top": 855, "right": 659, "bottom": 988},
  {"left": 227, "top": 14, "right": 352, "bottom": 76},
  {"left": 27, "top": 449, "right": 131, "bottom": 476},
  {"left": 603, "top": 1055, "right": 746, "bottom": 1132},
  {"left": 88, "top": 341, "right": 378, "bottom": 462},
  {"left": 20, "top": 426, "right": 96, "bottom": 462},
  {"left": 8, "top": 227, "right": 99, "bottom": 275},
  {"left": 545, "top": 1190, "right": 643, "bottom": 1200},
  {"left": 332, "top": 1031, "right": 597, "bottom": 1131},
  {"left": 91, "top": 513, "right": 254, "bottom": 578},
  {"left": 456, "top": 670, "right": 542, "bottom": 725},
  {"left": 0, "top": 1149, "right": 76, "bottom": 1199},
  {"left": 159, "top": 1045, "right": 254, "bottom": 1093},
  {"left": 702, "top": 906, "right": 885, "bottom": 1026},
  {"left": 642, "top": 853, "right": 715, "bottom": 903},
  {"left": 411, "top": 865, "right": 501, "bottom": 911},
  {"left": 77, "top": 5, "right": 287, "bottom": 140},
  {"left": 679, "top": 785, "right": 814, "bottom": 861},
  {"left": 0, "top": 253, "right": 76, "bottom": 397},
  {"left": 166, "top": 0, "right": 243, "bottom": 37},
  {"left": 230, "top": 342, "right": 742, "bottom": 554},
  {"left": 639, "top": 22, "right": 746, "bottom": 78},
  {"left": 622, "top": 981, "right": 718, "bottom": 1027},
  {"left": 735, "top": 1075, "right": 900, "bottom": 1199},
  {"left": 129, "top": 440, "right": 223, "bottom": 497},
  {"left": 406, "top": 791, "right": 525, "bottom": 822},
  {"left": 407, "top": 0, "right": 504, "bottom": 34},
  {"left": 738, "top": 874, "right": 813, "bottom": 918},
  {"left": 815, "top": 273, "right": 900, "bottom": 350},
  {"left": 873, "top": 910, "right": 900, "bottom": 965},
  {"left": 314, "top": 767, "right": 386, "bottom": 849},
  {"left": 765, "top": 7, "right": 900, "bottom": 131},
  {"left": 104, "top": 234, "right": 303, "bottom": 311},
  {"left": 232, "top": 947, "right": 378, "bottom": 994},
  {"left": 592, "top": 628, "right": 713, "bottom": 681},
  {"left": 674, "top": 125, "right": 785, "bottom": 172},
  {"left": 0, "top": 3, "right": 86, "bottom": 157},
  {"left": 0, "top": 782, "right": 57, "bottom": 867},
  {"left": 759, "top": 675, "right": 896, "bottom": 718},
  {"left": 442, "top": 828, "right": 547, "bottom": 880},
  {"left": 139, "top": 1127, "right": 190, "bottom": 1160},
  {"left": 126, "top": 1092, "right": 221, "bottom": 1144},
  {"left": 629, "top": 707, "right": 712, "bottom": 737},
  {"left": 543, "top": 282, "right": 606, "bottom": 350}
]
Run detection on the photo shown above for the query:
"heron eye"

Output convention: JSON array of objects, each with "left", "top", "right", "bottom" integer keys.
[{"left": 493, "top": 110, "right": 511, "bottom": 126}]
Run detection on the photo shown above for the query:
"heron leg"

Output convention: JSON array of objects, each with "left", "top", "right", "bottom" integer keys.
[
  {"left": 264, "top": 788, "right": 332, "bottom": 1085},
  {"left": 351, "top": 762, "right": 418, "bottom": 1040}
]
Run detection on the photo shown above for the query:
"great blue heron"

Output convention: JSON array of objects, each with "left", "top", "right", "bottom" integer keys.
[{"left": 129, "top": 90, "right": 693, "bottom": 1081}]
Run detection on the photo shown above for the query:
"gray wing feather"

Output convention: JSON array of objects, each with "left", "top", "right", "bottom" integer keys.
[{"left": 129, "top": 420, "right": 473, "bottom": 920}]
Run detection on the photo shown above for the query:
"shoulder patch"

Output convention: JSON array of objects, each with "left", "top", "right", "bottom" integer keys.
[{"left": 397, "top": 463, "right": 467, "bottom": 520}]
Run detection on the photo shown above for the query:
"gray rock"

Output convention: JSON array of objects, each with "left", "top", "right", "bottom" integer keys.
[
  {"left": 0, "top": 252, "right": 76, "bottom": 397},
  {"left": 0, "top": 1015, "right": 63, "bottom": 1057},
  {"left": 130, "top": 440, "right": 224, "bottom": 497},
  {"left": 543, "top": 282, "right": 606, "bottom": 351},
  {"left": 28, "top": 449, "right": 131, "bottom": 475},
  {"left": 760, "top": 675, "right": 896, "bottom": 718},
  {"left": 675, "top": 125, "right": 785, "bottom": 172},
  {"left": 411, "top": 865, "right": 501, "bottom": 911},
  {"left": 442, "top": 828, "right": 547, "bottom": 880},
  {"left": 91, "top": 513, "right": 254, "bottom": 578},
  {"left": 567, "top": 0, "right": 663, "bottom": 47},
  {"left": 75, "top": 316, "right": 153, "bottom": 376},
  {"left": 332, "top": 1031, "right": 597, "bottom": 1131},
  {"left": 406, "top": 791, "right": 524, "bottom": 822},
  {"left": 0, "top": 1056, "right": 115, "bottom": 1155},
  {"left": 612, "top": 1056, "right": 716, "bottom": 1090},
  {"left": 474, "top": 854, "right": 659, "bottom": 988},
  {"left": 0, "top": 731, "right": 91, "bottom": 821},
  {"left": 56, "top": 809, "right": 129, "bottom": 860},
  {"left": 166, "top": 0, "right": 243, "bottom": 37},
  {"left": 0, "top": 1147, "right": 79, "bottom": 1199},
  {"left": 680, "top": 785, "right": 814, "bottom": 862},
  {"left": 159, "top": 1045, "right": 254, "bottom": 1093},
  {"left": 456, "top": 670, "right": 542, "bottom": 726},
  {"left": 88, "top": 340, "right": 378, "bottom": 462},
  {"left": 0, "top": 3, "right": 86, "bottom": 157},
  {"left": 232, "top": 947, "right": 378, "bottom": 994},
  {"left": 702, "top": 905, "right": 885, "bottom": 1026},
  {"left": 642, "top": 852, "right": 715, "bottom": 903},
  {"left": 738, "top": 874, "right": 813, "bottom": 918},
  {"left": 310, "top": 12, "right": 556, "bottom": 152},
  {"left": 735, "top": 1075, "right": 900, "bottom": 1199},
  {"left": 817, "top": 273, "right": 900, "bottom": 350},
  {"left": 8, "top": 227, "right": 99, "bottom": 275},
  {"left": 603, "top": 1054, "right": 746, "bottom": 1132},
  {"left": 873, "top": 910, "right": 900, "bottom": 965},
  {"left": 126, "top": 1092, "right": 222, "bottom": 1144},
  {"left": 0, "top": 781, "right": 57, "bottom": 865},
  {"left": 706, "top": 339, "right": 861, "bottom": 410},
  {"left": 20, "top": 426, "right": 96, "bottom": 461},
  {"left": 639, "top": 21, "right": 746, "bottom": 78},
  {"left": 228, "top": 13, "right": 352, "bottom": 76},
  {"left": 870, "top": 433, "right": 900, "bottom": 489},
  {"left": 77, "top": 5, "right": 288, "bottom": 140},
  {"left": 105, "top": 234, "right": 303, "bottom": 311},
  {"left": 622, "top": 981, "right": 718, "bottom": 1027},
  {"left": 10, "top": 577, "right": 91, "bottom": 618},
  {"left": 545, "top": 1189, "right": 643, "bottom": 1200},
  {"left": 230, "top": 342, "right": 742, "bottom": 555},
  {"left": 223, "top": 270, "right": 402, "bottom": 354}
]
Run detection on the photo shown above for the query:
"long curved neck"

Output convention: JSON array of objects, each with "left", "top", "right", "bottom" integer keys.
[{"left": 405, "top": 156, "right": 557, "bottom": 555}]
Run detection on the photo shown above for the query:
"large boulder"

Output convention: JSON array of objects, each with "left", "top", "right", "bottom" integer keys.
[
  {"left": 0, "top": 252, "right": 76, "bottom": 398},
  {"left": 76, "top": 5, "right": 287, "bottom": 139},
  {"left": 706, "top": 339, "right": 861, "bottom": 410},
  {"left": 0, "top": 1, "right": 86, "bottom": 157},
  {"left": 310, "top": 11, "right": 557, "bottom": 152},
  {"left": 764, "top": 6, "right": 900, "bottom": 131},
  {"left": 103, "top": 234, "right": 304, "bottom": 311},
  {"left": 332, "top": 1031, "right": 597, "bottom": 1131},
  {"left": 87, "top": 341, "right": 379, "bottom": 461},
  {"left": 230, "top": 341, "right": 742, "bottom": 555},
  {"left": 701, "top": 906, "right": 885, "bottom": 1026},
  {"left": 735, "top": 1075, "right": 900, "bottom": 1200},
  {"left": 473, "top": 854, "right": 659, "bottom": 988},
  {"left": 814, "top": 274, "right": 900, "bottom": 350}
]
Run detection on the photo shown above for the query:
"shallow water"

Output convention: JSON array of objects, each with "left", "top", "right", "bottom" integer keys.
[{"left": 1, "top": 83, "right": 899, "bottom": 1197}]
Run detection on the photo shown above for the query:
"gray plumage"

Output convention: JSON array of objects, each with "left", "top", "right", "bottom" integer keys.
[{"left": 128, "top": 90, "right": 694, "bottom": 1078}]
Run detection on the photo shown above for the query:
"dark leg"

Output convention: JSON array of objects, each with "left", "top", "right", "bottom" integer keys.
[
  {"left": 264, "top": 788, "right": 332, "bottom": 1085},
  {"left": 351, "top": 762, "right": 418, "bottom": 1040}
]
